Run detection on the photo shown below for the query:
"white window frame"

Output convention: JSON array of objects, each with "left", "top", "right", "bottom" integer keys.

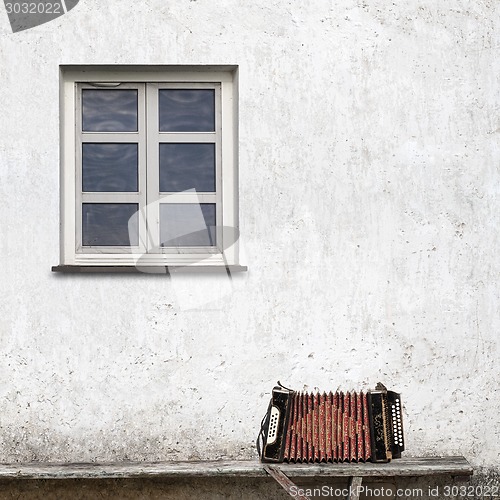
[{"left": 58, "top": 65, "right": 240, "bottom": 269}]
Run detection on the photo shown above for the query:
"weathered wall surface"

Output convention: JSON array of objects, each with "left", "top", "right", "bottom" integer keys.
[{"left": 0, "top": 0, "right": 498, "bottom": 496}]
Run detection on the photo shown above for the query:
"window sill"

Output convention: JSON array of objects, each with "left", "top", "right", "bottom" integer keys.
[{"left": 51, "top": 265, "right": 247, "bottom": 274}]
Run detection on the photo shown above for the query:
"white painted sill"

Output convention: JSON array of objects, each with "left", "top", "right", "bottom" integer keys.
[{"left": 51, "top": 265, "right": 248, "bottom": 274}]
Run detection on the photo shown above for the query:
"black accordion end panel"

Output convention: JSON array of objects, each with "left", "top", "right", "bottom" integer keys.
[{"left": 258, "top": 383, "right": 405, "bottom": 463}]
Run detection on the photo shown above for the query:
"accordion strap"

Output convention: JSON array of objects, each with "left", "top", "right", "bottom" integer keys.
[
  {"left": 256, "top": 399, "right": 272, "bottom": 458},
  {"left": 276, "top": 380, "right": 293, "bottom": 392}
]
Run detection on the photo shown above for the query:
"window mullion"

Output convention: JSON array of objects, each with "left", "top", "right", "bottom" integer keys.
[
  {"left": 157, "top": 133, "right": 216, "bottom": 143},
  {"left": 137, "top": 83, "right": 148, "bottom": 255},
  {"left": 145, "top": 83, "right": 161, "bottom": 253},
  {"left": 79, "top": 132, "right": 141, "bottom": 143}
]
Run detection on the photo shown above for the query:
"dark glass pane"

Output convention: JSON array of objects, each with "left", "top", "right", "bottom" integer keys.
[
  {"left": 159, "top": 143, "right": 215, "bottom": 193},
  {"left": 82, "top": 203, "right": 138, "bottom": 246},
  {"left": 160, "top": 203, "right": 216, "bottom": 247},
  {"left": 159, "top": 89, "right": 215, "bottom": 132},
  {"left": 82, "top": 90, "right": 138, "bottom": 132},
  {"left": 82, "top": 143, "right": 138, "bottom": 192}
]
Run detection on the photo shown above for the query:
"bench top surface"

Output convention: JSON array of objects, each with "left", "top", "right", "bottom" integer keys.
[{"left": 0, "top": 457, "right": 472, "bottom": 480}]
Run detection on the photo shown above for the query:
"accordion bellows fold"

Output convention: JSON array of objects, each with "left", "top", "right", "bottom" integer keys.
[{"left": 258, "top": 383, "right": 405, "bottom": 464}]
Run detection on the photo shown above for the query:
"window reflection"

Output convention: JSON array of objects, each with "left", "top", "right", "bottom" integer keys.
[
  {"left": 82, "top": 90, "right": 138, "bottom": 132},
  {"left": 160, "top": 203, "right": 216, "bottom": 247},
  {"left": 159, "top": 143, "right": 215, "bottom": 193},
  {"left": 159, "top": 90, "right": 215, "bottom": 132},
  {"left": 82, "top": 203, "right": 138, "bottom": 246},
  {"left": 82, "top": 143, "right": 138, "bottom": 192}
]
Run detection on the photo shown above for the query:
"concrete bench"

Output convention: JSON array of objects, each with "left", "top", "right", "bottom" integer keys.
[{"left": 0, "top": 456, "right": 473, "bottom": 500}]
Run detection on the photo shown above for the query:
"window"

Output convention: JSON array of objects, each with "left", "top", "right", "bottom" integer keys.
[{"left": 55, "top": 66, "right": 243, "bottom": 272}]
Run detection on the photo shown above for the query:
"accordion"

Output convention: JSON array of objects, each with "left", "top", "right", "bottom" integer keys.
[{"left": 258, "top": 383, "right": 404, "bottom": 463}]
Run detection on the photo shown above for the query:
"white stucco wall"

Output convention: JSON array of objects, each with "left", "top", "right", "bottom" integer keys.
[{"left": 0, "top": 0, "right": 498, "bottom": 482}]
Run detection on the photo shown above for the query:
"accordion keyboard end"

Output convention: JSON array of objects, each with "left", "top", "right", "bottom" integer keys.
[
  {"left": 261, "top": 387, "right": 293, "bottom": 462},
  {"left": 266, "top": 406, "right": 280, "bottom": 445}
]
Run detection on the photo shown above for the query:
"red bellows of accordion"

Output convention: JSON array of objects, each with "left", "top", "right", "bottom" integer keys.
[{"left": 283, "top": 391, "right": 372, "bottom": 463}]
